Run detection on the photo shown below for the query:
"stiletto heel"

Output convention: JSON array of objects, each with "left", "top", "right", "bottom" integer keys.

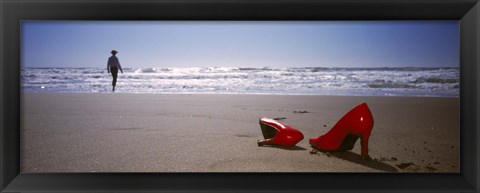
[
  {"left": 258, "top": 117, "right": 304, "bottom": 147},
  {"left": 360, "top": 135, "right": 370, "bottom": 159},
  {"left": 309, "top": 103, "right": 374, "bottom": 159}
]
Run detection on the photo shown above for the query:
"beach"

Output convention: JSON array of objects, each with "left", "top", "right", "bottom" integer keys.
[{"left": 20, "top": 93, "right": 460, "bottom": 173}]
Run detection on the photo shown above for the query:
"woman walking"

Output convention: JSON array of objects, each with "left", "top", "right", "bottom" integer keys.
[{"left": 107, "top": 50, "right": 123, "bottom": 92}]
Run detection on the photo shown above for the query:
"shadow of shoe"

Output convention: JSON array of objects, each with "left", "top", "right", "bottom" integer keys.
[
  {"left": 329, "top": 151, "right": 398, "bottom": 172},
  {"left": 259, "top": 145, "right": 307, "bottom": 151}
]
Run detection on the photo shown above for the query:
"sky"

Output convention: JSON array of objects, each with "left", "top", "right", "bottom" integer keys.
[{"left": 21, "top": 21, "right": 459, "bottom": 68}]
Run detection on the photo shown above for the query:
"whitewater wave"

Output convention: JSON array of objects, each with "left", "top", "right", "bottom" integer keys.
[{"left": 21, "top": 67, "right": 459, "bottom": 97}]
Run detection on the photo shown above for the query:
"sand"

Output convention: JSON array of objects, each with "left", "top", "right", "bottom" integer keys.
[{"left": 20, "top": 93, "right": 460, "bottom": 173}]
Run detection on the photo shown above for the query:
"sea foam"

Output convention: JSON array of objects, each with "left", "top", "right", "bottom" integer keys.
[{"left": 21, "top": 67, "right": 459, "bottom": 97}]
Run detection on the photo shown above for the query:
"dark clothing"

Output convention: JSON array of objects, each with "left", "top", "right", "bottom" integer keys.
[
  {"left": 107, "top": 54, "right": 122, "bottom": 91},
  {"left": 110, "top": 67, "right": 118, "bottom": 87},
  {"left": 107, "top": 56, "right": 123, "bottom": 72}
]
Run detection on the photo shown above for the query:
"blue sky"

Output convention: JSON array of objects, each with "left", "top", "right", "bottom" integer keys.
[{"left": 21, "top": 21, "right": 459, "bottom": 68}]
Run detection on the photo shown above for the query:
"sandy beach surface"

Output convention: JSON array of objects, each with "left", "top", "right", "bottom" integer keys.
[{"left": 21, "top": 93, "right": 459, "bottom": 173}]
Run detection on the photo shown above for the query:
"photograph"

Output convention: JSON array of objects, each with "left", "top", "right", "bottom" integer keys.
[{"left": 20, "top": 21, "right": 460, "bottom": 173}]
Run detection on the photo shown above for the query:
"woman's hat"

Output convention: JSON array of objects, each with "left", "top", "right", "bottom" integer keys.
[{"left": 111, "top": 50, "right": 118, "bottom": 54}]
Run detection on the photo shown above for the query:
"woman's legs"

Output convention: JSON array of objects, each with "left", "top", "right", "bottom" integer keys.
[{"left": 111, "top": 67, "right": 118, "bottom": 91}]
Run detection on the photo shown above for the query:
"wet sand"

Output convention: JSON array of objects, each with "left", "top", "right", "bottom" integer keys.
[{"left": 21, "top": 93, "right": 460, "bottom": 173}]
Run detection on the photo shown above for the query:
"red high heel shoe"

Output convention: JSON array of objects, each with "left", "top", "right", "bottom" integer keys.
[
  {"left": 258, "top": 118, "right": 304, "bottom": 147},
  {"left": 309, "top": 103, "right": 374, "bottom": 159}
]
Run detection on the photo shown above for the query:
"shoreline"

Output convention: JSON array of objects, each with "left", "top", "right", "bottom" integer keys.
[
  {"left": 21, "top": 66, "right": 460, "bottom": 98},
  {"left": 21, "top": 91, "right": 460, "bottom": 98},
  {"left": 21, "top": 93, "right": 460, "bottom": 173}
]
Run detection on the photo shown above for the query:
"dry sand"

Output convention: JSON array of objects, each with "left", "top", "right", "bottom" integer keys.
[{"left": 21, "top": 93, "right": 459, "bottom": 173}]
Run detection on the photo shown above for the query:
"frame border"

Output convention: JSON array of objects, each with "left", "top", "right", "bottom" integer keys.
[{"left": 1, "top": 0, "right": 479, "bottom": 192}]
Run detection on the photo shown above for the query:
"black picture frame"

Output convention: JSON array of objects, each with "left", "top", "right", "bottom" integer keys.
[{"left": 1, "top": 0, "right": 479, "bottom": 192}]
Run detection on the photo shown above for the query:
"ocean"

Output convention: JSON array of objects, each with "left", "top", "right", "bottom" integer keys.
[{"left": 21, "top": 67, "right": 459, "bottom": 97}]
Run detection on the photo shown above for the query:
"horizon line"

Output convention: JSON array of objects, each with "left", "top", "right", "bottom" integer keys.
[{"left": 21, "top": 66, "right": 460, "bottom": 69}]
